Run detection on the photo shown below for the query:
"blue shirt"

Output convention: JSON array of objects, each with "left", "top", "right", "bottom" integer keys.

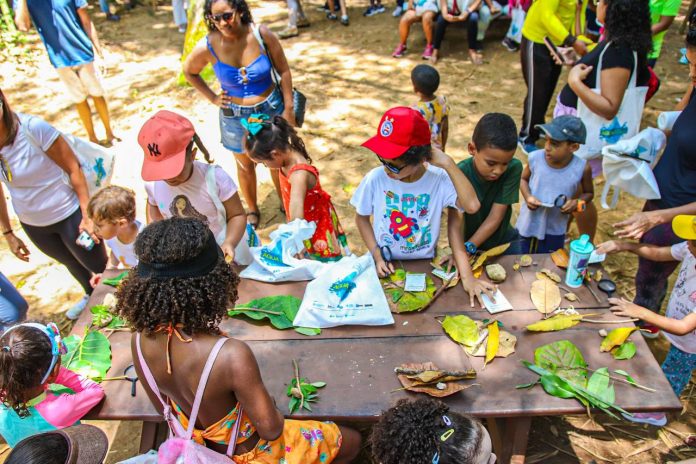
[{"left": 18, "top": 0, "right": 94, "bottom": 68}]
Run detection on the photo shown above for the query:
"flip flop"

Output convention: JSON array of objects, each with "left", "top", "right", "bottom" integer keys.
[{"left": 246, "top": 211, "right": 260, "bottom": 229}]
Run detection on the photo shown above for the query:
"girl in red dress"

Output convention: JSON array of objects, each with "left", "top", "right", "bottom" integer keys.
[{"left": 243, "top": 114, "right": 349, "bottom": 261}]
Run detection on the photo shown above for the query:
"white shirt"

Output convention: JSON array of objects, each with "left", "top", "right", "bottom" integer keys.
[
  {"left": 145, "top": 161, "right": 237, "bottom": 240},
  {"left": 0, "top": 114, "right": 79, "bottom": 227},
  {"left": 350, "top": 165, "right": 460, "bottom": 260},
  {"left": 105, "top": 220, "right": 144, "bottom": 268},
  {"left": 664, "top": 242, "right": 696, "bottom": 354}
]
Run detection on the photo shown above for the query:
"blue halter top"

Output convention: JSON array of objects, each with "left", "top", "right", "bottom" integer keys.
[{"left": 206, "top": 36, "right": 274, "bottom": 99}]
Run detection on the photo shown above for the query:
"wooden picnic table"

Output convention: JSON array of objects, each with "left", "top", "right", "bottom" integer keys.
[{"left": 75, "top": 254, "right": 682, "bottom": 463}]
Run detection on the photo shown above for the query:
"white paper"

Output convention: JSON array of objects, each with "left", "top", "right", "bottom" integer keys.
[
  {"left": 481, "top": 290, "right": 514, "bottom": 314},
  {"left": 588, "top": 250, "right": 606, "bottom": 264},
  {"left": 404, "top": 273, "right": 427, "bottom": 292},
  {"left": 432, "top": 268, "right": 457, "bottom": 282}
]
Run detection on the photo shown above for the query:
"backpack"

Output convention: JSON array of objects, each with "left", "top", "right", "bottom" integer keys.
[{"left": 135, "top": 334, "right": 244, "bottom": 463}]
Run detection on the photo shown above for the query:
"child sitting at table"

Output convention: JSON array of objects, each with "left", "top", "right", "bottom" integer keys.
[
  {"left": 352, "top": 106, "right": 496, "bottom": 307},
  {"left": 596, "top": 214, "right": 696, "bottom": 426},
  {"left": 87, "top": 185, "right": 144, "bottom": 287},
  {"left": 0, "top": 323, "right": 105, "bottom": 447},
  {"left": 243, "top": 114, "right": 350, "bottom": 261},
  {"left": 411, "top": 64, "right": 449, "bottom": 151},
  {"left": 457, "top": 112, "right": 522, "bottom": 254},
  {"left": 371, "top": 397, "right": 496, "bottom": 464},
  {"left": 516, "top": 116, "right": 593, "bottom": 253},
  {"left": 115, "top": 217, "right": 361, "bottom": 463}
]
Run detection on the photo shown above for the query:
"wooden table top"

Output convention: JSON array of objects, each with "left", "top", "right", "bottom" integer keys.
[{"left": 77, "top": 255, "right": 682, "bottom": 423}]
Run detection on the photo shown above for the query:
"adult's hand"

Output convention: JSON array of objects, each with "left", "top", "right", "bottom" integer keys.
[
  {"left": 79, "top": 216, "right": 100, "bottom": 244},
  {"left": 443, "top": 12, "right": 456, "bottom": 21},
  {"left": 6, "top": 233, "right": 30, "bottom": 261},
  {"left": 212, "top": 90, "right": 233, "bottom": 108},
  {"left": 613, "top": 211, "right": 661, "bottom": 240},
  {"left": 572, "top": 39, "right": 587, "bottom": 56},
  {"left": 282, "top": 107, "right": 297, "bottom": 127},
  {"left": 568, "top": 63, "right": 593, "bottom": 86}
]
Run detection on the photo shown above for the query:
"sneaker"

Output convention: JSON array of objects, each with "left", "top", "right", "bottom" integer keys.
[
  {"left": 622, "top": 412, "right": 667, "bottom": 426},
  {"left": 518, "top": 140, "right": 538, "bottom": 155},
  {"left": 327, "top": 12, "right": 338, "bottom": 19},
  {"left": 66, "top": 295, "right": 90, "bottom": 320},
  {"left": 640, "top": 323, "right": 661, "bottom": 339},
  {"left": 297, "top": 17, "right": 311, "bottom": 28},
  {"left": 502, "top": 37, "right": 519, "bottom": 52},
  {"left": 373, "top": 4, "right": 386, "bottom": 14},
  {"left": 363, "top": 5, "right": 375, "bottom": 16},
  {"left": 106, "top": 13, "right": 120, "bottom": 21},
  {"left": 341, "top": 15, "right": 349, "bottom": 25},
  {"left": 278, "top": 26, "right": 299, "bottom": 39},
  {"left": 422, "top": 44, "right": 434, "bottom": 59},
  {"left": 392, "top": 43, "right": 407, "bottom": 58},
  {"left": 392, "top": 5, "right": 403, "bottom": 16}
]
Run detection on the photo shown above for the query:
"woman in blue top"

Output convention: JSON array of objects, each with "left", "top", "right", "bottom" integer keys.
[{"left": 183, "top": 0, "right": 295, "bottom": 228}]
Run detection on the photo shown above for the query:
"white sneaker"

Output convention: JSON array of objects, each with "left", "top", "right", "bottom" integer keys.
[
  {"left": 66, "top": 295, "right": 90, "bottom": 320},
  {"left": 392, "top": 5, "right": 403, "bottom": 16}
]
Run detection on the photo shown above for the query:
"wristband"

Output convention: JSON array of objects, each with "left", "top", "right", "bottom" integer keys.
[
  {"left": 464, "top": 241, "right": 477, "bottom": 255},
  {"left": 2, "top": 229, "right": 12, "bottom": 236},
  {"left": 563, "top": 34, "right": 577, "bottom": 47}
]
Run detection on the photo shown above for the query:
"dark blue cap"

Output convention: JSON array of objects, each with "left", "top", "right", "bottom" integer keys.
[{"left": 536, "top": 115, "right": 587, "bottom": 144}]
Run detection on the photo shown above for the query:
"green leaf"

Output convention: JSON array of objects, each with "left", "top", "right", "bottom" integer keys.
[
  {"left": 311, "top": 382, "right": 326, "bottom": 388},
  {"left": 540, "top": 374, "right": 576, "bottom": 399},
  {"left": 90, "top": 305, "right": 126, "bottom": 329},
  {"left": 611, "top": 342, "right": 636, "bottom": 360},
  {"left": 62, "top": 331, "right": 112, "bottom": 380},
  {"left": 288, "top": 396, "right": 300, "bottom": 413},
  {"left": 515, "top": 381, "right": 539, "bottom": 389},
  {"left": 231, "top": 296, "right": 320, "bottom": 336},
  {"left": 442, "top": 315, "right": 480, "bottom": 347},
  {"left": 614, "top": 369, "right": 637, "bottom": 385},
  {"left": 102, "top": 271, "right": 128, "bottom": 287},
  {"left": 586, "top": 368, "right": 615, "bottom": 405},
  {"left": 534, "top": 340, "right": 587, "bottom": 387},
  {"left": 302, "top": 401, "right": 313, "bottom": 411},
  {"left": 294, "top": 327, "right": 321, "bottom": 336},
  {"left": 381, "top": 272, "right": 436, "bottom": 313}
]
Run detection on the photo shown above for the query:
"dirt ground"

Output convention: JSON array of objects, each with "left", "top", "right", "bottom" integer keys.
[{"left": 0, "top": 0, "right": 694, "bottom": 462}]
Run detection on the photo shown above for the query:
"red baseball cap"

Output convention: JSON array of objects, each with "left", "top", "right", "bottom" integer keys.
[
  {"left": 362, "top": 107, "right": 431, "bottom": 160},
  {"left": 138, "top": 110, "right": 196, "bottom": 181}
]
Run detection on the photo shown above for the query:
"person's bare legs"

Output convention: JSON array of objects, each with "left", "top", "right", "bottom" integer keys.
[
  {"left": 422, "top": 11, "right": 435, "bottom": 44},
  {"left": 76, "top": 99, "right": 98, "bottom": 143},
  {"left": 338, "top": 0, "right": 347, "bottom": 18},
  {"left": 92, "top": 96, "right": 116, "bottom": 143},
  {"left": 399, "top": 10, "right": 418, "bottom": 44},
  {"left": 333, "top": 425, "right": 362, "bottom": 464},
  {"left": 576, "top": 201, "right": 598, "bottom": 241},
  {"left": 234, "top": 152, "right": 259, "bottom": 225}
]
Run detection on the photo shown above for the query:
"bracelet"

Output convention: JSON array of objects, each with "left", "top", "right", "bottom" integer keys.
[{"left": 2, "top": 229, "right": 12, "bottom": 236}]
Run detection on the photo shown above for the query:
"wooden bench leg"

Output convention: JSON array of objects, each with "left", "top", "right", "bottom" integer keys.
[
  {"left": 139, "top": 421, "right": 166, "bottom": 454},
  {"left": 507, "top": 417, "right": 532, "bottom": 464},
  {"left": 487, "top": 418, "right": 506, "bottom": 460}
]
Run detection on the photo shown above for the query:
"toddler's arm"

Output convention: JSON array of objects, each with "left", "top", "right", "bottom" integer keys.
[
  {"left": 519, "top": 163, "right": 542, "bottom": 210},
  {"left": 440, "top": 116, "right": 449, "bottom": 151},
  {"left": 37, "top": 367, "right": 105, "bottom": 429},
  {"left": 356, "top": 213, "right": 394, "bottom": 277},
  {"left": 430, "top": 148, "right": 480, "bottom": 213},
  {"left": 561, "top": 163, "right": 594, "bottom": 214},
  {"left": 595, "top": 240, "right": 675, "bottom": 262},
  {"left": 287, "top": 170, "right": 313, "bottom": 221},
  {"left": 610, "top": 298, "right": 696, "bottom": 336}
]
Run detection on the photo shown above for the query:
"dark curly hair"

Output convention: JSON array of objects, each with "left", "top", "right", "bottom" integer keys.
[
  {"left": 245, "top": 115, "right": 312, "bottom": 163},
  {"left": 396, "top": 144, "right": 433, "bottom": 166},
  {"left": 371, "top": 398, "right": 486, "bottom": 464},
  {"left": 115, "top": 217, "right": 240, "bottom": 335},
  {"left": 204, "top": 0, "right": 253, "bottom": 32},
  {"left": 604, "top": 0, "right": 652, "bottom": 61},
  {"left": 687, "top": 8, "right": 696, "bottom": 48},
  {"left": 0, "top": 326, "right": 54, "bottom": 418}
]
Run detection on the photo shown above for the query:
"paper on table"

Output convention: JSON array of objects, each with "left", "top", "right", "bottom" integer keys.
[
  {"left": 481, "top": 290, "right": 514, "bottom": 314},
  {"left": 404, "top": 273, "right": 427, "bottom": 292}
]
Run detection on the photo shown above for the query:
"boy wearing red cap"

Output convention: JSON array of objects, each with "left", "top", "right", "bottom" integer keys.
[{"left": 352, "top": 107, "right": 495, "bottom": 307}]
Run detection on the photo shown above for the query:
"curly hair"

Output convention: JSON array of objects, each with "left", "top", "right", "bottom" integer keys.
[
  {"left": 604, "top": 0, "right": 652, "bottom": 60},
  {"left": 115, "top": 217, "right": 240, "bottom": 335},
  {"left": 204, "top": 0, "right": 253, "bottom": 32},
  {"left": 397, "top": 144, "right": 432, "bottom": 166},
  {"left": 88, "top": 185, "right": 137, "bottom": 223},
  {"left": 0, "top": 326, "right": 53, "bottom": 418},
  {"left": 687, "top": 8, "right": 696, "bottom": 48},
  {"left": 245, "top": 115, "right": 312, "bottom": 163},
  {"left": 370, "top": 398, "right": 485, "bottom": 464}
]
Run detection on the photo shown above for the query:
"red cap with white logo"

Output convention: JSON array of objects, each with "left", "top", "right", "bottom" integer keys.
[
  {"left": 138, "top": 110, "right": 196, "bottom": 181},
  {"left": 361, "top": 106, "right": 431, "bottom": 160}
]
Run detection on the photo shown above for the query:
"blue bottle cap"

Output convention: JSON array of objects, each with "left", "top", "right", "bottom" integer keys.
[{"left": 570, "top": 234, "right": 594, "bottom": 254}]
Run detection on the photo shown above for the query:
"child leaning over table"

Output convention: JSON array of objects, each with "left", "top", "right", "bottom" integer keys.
[
  {"left": 351, "top": 106, "right": 496, "bottom": 307},
  {"left": 0, "top": 323, "right": 105, "bottom": 447},
  {"left": 595, "top": 215, "right": 696, "bottom": 426},
  {"left": 516, "top": 116, "right": 593, "bottom": 253}
]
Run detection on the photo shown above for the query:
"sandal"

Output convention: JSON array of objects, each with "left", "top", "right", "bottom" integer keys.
[{"left": 246, "top": 211, "right": 260, "bottom": 229}]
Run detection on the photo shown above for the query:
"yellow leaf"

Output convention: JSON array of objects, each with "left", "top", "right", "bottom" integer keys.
[
  {"left": 485, "top": 322, "right": 499, "bottom": 367},
  {"left": 530, "top": 279, "right": 561, "bottom": 314},
  {"left": 519, "top": 255, "right": 533, "bottom": 267},
  {"left": 471, "top": 243, "right": 511, "bottom": 271},
  {"left": 526, "top": 314, "right": 583, "bottom": 332},
  {"left": 600, "top": 327, "right": 639, "bottom": 352},
  {"left": 473, "top": 267, "right": 483, "bottom": 278},
  {"left": 551, "top": 248, "right": 570, "bottom": 269},
  {"left": 536, "top": 269, "right": 561, "bottom": 283}
]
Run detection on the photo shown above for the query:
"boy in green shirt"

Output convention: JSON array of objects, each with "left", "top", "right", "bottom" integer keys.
[
  {"left": 456, "top": 113, "right": 523, "bottom": 253},
  {"left": 648, "top": 0, "right": 681, "bottom": 67}
]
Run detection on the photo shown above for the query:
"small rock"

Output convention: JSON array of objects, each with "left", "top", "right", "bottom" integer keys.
[
  {"left": 436, "top": 382, "right": 447, "bottom": 390},
  {"left": 486, "top": 263, "right": 507, "bottom": 283},
  {"left": 599, "top": 329, "right": 608, "bottom": 337}
]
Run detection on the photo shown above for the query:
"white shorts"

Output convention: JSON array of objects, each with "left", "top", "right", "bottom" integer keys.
[
  {"left": 55, "top": 62, "right": 105, "bottom": 104},
  {"left": 415, "top": 0, "right": 439, "bottom": 16}
]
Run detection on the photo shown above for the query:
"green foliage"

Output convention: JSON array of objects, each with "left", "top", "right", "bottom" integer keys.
[
  {"left": 90, "top": 305, "right": 126, "bottom": 329},
  {"left": 62, "top": 330, "right": 112, "bottom": 380},
  {"left": 102, "top": 271, "right": 128, "bottom": 287},
  {"left": 611, "top": 342, "right": 636, "bottom": 360},
  {"left": 534, "top": 340, "right": 587, "bottom": 387},
  {"left": 286, "top": 378, "right": 326, "bottom": 413},
  {"left": 381, "top": 270, "right": 437, "bottom": 313},
  {"left": 230, "top": 295, "right": 321, "bottom": 336},
  {"left": 586, "top": 367, "right": 615, "bottom": 405},
  {"left": 441, "top": 315, "right": 479, "bottom": 347}
]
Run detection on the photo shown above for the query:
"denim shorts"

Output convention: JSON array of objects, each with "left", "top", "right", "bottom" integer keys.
[{"left": 219, "top": 88, "right": 285, "bottom": 153}]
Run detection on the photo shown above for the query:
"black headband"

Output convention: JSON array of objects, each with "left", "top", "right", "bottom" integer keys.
[{"left": 137, "top": 232, "right": 223, "bottom": 279}]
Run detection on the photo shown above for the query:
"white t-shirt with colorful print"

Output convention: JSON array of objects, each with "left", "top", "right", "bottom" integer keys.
[
  {"left": 350, "top": 165, "right": 459, "bottom": 260},
  {"left": 665, "top": 242, "right": 696, "bottom": 354}
]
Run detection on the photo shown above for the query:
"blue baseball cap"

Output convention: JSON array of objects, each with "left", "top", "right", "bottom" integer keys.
[{"left": 536, "top": 115, "right": 587, "bottom": 144}]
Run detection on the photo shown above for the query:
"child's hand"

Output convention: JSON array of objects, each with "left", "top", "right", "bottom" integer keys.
[
  {"left": 560, "top": 198, "right": 578, "bottom": 214},
  {"left": 221, "top": 240, "right": 236, "bottom": 264},
  {"left": 90, "top": 273, "right": 103, "bottom": 288},
  {"left": 462, "top": 276, "right": 497, "bottom": 308},
  {"left": 373, "top": 254, "right": 395, "bottom": 277},
  {"left": 428, "top": 147, "right": 454, "bottom": 169},
  {"left": 437, "top": 253, "right": 455, "bottom": 272},
  {"left": 526, "top": 195, "right": 542, "bottom": 210},
  {"left": 609, "top": 297, "right": 647, "bottom": 320},
  {"left": 594, "top": 240, "right": 623, "bottom": 255}
]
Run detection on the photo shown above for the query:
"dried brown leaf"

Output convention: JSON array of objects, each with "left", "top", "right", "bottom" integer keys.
[{"left": 530, "top": 279, "right": 562, "bottom": 314}]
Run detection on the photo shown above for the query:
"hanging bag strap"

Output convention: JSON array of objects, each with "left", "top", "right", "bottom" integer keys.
[
  {"left": 594, "top": 42, "right": 639, "bottom": 91},
  {"left": 252, "top": 24, "right": 282, "bottom": 86}
]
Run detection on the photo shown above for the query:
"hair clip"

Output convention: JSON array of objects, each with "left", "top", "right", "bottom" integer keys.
[
  {"left": 2, "top": 346, "right": 10, "bottom": 352},
  {"left": 440, "top": 428, "right": 454, "bottom": 442},
  {"left": 431, "top": 451, "right": 440, "bottom": 464},
  {"left": 241, "top": 113, "right": 271, "bottom": 139},
  {"left": 442, "top": 415, "right": 452, "bottom": 427}
]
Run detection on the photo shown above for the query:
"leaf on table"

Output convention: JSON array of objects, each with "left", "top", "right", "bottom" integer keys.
[
  {"left": 600, "top": 327, "right": 638, "bottom": 352},
  {"left": 526, "top": 314, "right": 584, "bottom": 332},
  {"left": 101, "top": 271, "right": 128, "bottom": 287},
  {"left": 563, "top": 292, "right": 579, "bottom": 302},
  {"left": 534, "top": 340, "right": 587, "bottom": 387},
  {"left": 430, "top": 247, "right": 453, "bottom": 270},
  {"left": 230, "top": 295, "right": 321, "bottom": 336},
  {"left": 62, "top": 331, "right": 112, "bottom": 380},
  {"left": 470, "top": 243, "right": 511, "bottom": 271},
  {"left": 613, "top": 369, "right": 638, "bottom": 386},
  {"left": 463, "top": 321, "right": 516, "bottom": 358},
  {"left": 519, "top": 255, "right": 533, "bottom": 267},
  {"left": 536, "top": 269, "right": 562, "bottom": 283},
  {"left": 484, "top": 321, "right": 499, "bottom": 367},
  {"left": 90, "top": 304, "right": 126, "bottom": 329},
  {"left": 551, "top": 249, "right": 570, "bottom": 269},
  {"left": 611, "top": 341, "right": 637, "bottom": 360},
  {"left": 530, "top": 279, "right": 562, "bottom": 315},
  {"left": 441, "top": 315, "right": 479, "bottom": 347},
  {"left": 586, "top": 367, "right": 615, "bottom": 406},
  {"left": 382, "top": 275, "right": 437, "bottom": 313},
  {"left": 396, "top": 362, "right": 477, "bottom": 397}
]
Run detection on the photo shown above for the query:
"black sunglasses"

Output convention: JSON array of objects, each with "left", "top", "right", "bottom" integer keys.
[
  {"left": 378, "top": 157, "right": 404, "bottom": 174},
  {"left": 208, "top": 11, "right": 235, "bottom": 23}
]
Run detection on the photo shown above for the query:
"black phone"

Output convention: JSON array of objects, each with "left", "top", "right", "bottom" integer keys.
[{"left": 544, "top": 36, "right": 568, "bottom": 65}]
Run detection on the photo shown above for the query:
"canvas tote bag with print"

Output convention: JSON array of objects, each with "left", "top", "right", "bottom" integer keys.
[
  {"left": 576, "top": 43, "right": 648, "bottom": 160},
  {"left": 505, "top": 0, "right": 525, "bottom": 43}
]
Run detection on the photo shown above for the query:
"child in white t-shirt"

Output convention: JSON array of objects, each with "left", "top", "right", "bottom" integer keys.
[
  {"left": 596, "top": 214, "right": 696, "bottom": 426},
  {"left": 138, "top": 111, "right": 247, "bottom": 263},
  {"left": 87, "top": 185, "right": 143, "bottom": 287},
  {"left": 352, "top": 106, "right": 495, "bottom": 307}
]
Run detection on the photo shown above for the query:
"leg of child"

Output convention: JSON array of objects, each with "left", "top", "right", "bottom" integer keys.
[
  {"left": 467, "top": 11, "right": 483, "bottom": 64},
  {"left": 338, "top": 0, "right": 348, "bottom": 20},
  {"left": 431, "top": 15, "right": 450, "bottom": 63},
  {"left": 422, "top": 11, "right": 436, "bottom": 46},
  {"left": 398, "top": 10, "right": 418, "bottom": 46},
  {"left": 234, "top": 152, "right": 260, "bottom": 223},
  {"left": 662, "top": 344, "right": 696, "bottom": 397}
]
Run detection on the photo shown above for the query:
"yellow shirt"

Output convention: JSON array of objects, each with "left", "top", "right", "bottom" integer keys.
[{"left": 522, "top": 0, "right": 587, "bottom": 45}]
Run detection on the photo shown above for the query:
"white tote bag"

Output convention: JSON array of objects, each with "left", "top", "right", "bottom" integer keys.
[
  {"left": 576, "top": 44, "right": 648, "bottom": 160},
  {"left": 505, "top": 1, "right": 525, "bottom": 44},
  {"left": 293, "top": 253, "right": 394, "bottom": 328}
]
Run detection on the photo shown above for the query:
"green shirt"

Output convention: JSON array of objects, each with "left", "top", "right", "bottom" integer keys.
[
  {"left": 457, "top": 157, "right": 522, "bottom": 251},
  {"left": 649, "top": 0, "right": 681, "bottom": 59}
]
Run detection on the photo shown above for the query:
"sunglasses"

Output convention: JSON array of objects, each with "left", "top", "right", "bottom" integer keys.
[
  {"left": 208, "top": 11, "right": 236, "bottom": 23},
  {"left": 378, "top": 157, "right": 404, "bottom": 174}
]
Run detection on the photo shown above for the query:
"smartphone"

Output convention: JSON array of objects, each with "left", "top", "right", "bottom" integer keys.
[
  {"left": 544, "top": 36, "right": 568, "bottom": 65},
  {"left": 76, "top": 230, "right": 95, "bottom": 250}
]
